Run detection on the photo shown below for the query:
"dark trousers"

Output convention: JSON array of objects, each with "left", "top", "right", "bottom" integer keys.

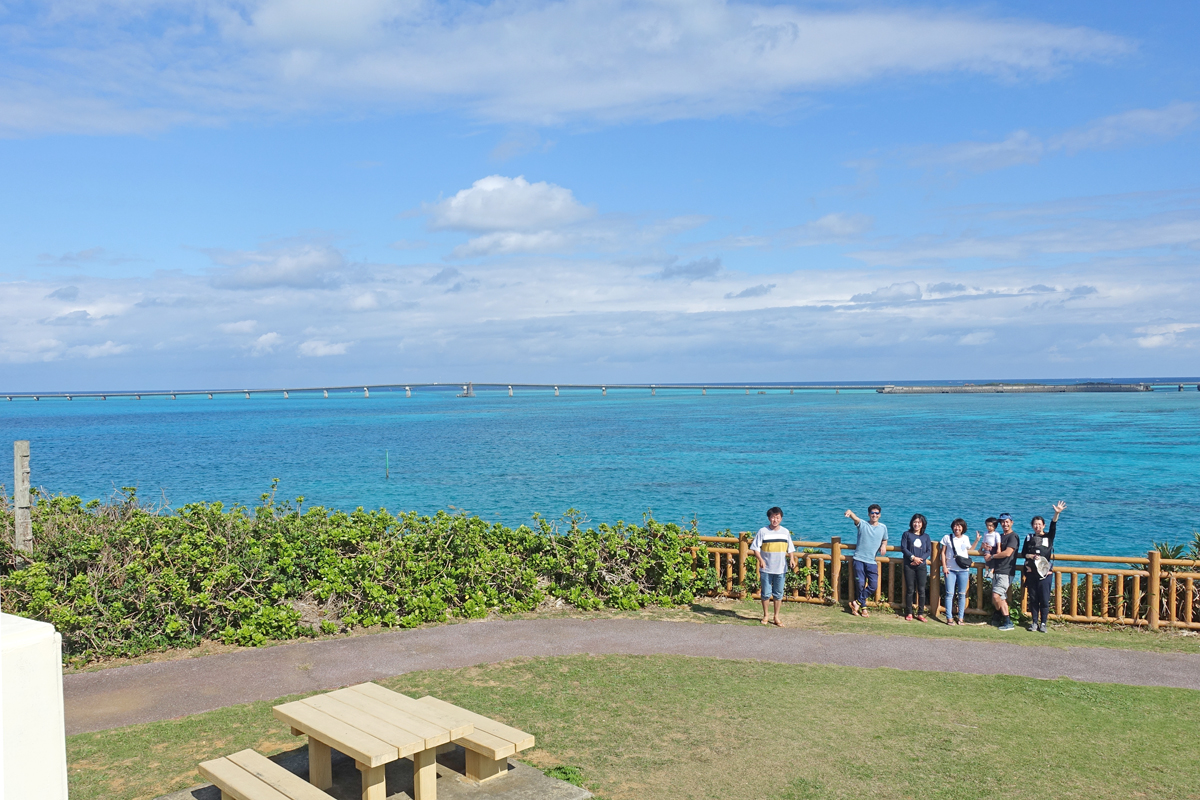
[
  {"left": 853, "top": 560, "right": 878, "bottom": 605},
  {"left": 1026, "top": 572, "right": 1053, "bottom": 624},
  {"left": 903, "top": 563, "right": 927, "bottom": 616}
]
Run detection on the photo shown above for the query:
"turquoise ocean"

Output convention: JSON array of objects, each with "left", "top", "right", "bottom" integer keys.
[{"left": 2, "top": 387, "right": 1198, "bottom": 558}]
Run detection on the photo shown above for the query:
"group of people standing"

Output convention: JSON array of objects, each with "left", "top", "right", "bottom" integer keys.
[{"left": 750, "top": 501, "right": 1067, "bottom": 631}]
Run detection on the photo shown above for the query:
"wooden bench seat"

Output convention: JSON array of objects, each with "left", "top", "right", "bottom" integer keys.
[
  {"left": 198, "top": 749, "right": 333, "bottom": 800},
  {"left": 417, "top": 696, "right": 535, "bottom": 783}
]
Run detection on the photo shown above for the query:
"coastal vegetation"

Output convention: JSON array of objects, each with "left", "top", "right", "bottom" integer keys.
[
  {"left": 0, "top": 486, "right": 717, "bottom": 665},
  {"left": 66, "top": 654, "right": 1200, "bottom": 800}
]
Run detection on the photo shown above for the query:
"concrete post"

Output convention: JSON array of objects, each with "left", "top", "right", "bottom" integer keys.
[{"left": 13, "top": 440, "right": 31, "bottom": 553}]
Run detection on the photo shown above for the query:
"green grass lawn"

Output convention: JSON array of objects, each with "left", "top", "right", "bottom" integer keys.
[{"left": 67, "top": 654, "right": 1200, "bottom": 800}]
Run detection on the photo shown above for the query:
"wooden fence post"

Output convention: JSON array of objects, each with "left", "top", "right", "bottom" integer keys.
[
  {"left": 830, "top": 537, "right": 842, "bottom": 603},
  {"left": 738, "top": 533, "right": 749, "bottom": 590},
  {"left": 1148, "top": 549, "right": 1161, "bottom": 631},
  {"left": 13, "top": 440, "right": 32, "bottom": 553}
]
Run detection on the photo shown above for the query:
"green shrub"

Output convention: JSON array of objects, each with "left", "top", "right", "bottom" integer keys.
[{"left": 0, "top": 488, "right": 710, "bottom": 665}]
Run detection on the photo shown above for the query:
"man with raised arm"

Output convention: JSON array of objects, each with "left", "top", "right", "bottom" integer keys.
[{"left": 844, "top": 504, "right": 888, "bottom": 617}]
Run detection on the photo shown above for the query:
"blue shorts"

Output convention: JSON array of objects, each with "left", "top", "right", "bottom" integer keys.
[{"left": 760, "top": 571, "right": 786, "bottom": 600}]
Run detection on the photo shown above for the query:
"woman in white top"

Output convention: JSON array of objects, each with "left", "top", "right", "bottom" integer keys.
[{"left": 941, "top": 518, "right": 980, "bottom": 625}]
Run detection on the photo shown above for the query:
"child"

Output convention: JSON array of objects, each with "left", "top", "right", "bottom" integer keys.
[
  {"left": 979, "top": 517, "right": 1000, "bottom": 580},
  {"left": 750, "top": 506, "right": 798, "bottom": 627}
]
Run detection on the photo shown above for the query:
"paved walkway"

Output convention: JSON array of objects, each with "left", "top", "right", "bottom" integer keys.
[{"left": 64, "top": 618, "right": 1200, "bottom": 735}]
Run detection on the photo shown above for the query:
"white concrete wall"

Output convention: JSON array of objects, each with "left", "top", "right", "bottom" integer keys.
[{"left": 2, "top": 613, "right": 69, "bottom": 799}]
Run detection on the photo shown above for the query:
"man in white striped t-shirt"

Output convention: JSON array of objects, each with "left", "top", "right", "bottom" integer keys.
[{"left": 750, "top": 506, "right": 799, "bottom": 627}]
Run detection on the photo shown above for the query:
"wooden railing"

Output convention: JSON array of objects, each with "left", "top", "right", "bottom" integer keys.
[{"left": 690, "top": 535, "right": 1200, "bottom": 631}]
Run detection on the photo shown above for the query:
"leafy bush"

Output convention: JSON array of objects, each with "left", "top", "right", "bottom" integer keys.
[{"left": 0, "top": 488, "right": 713, "bottom": 665}]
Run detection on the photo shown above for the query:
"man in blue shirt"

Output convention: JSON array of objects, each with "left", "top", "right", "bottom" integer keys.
[{"left": 844, "top": 504, "right": 888, "bottom": 617}]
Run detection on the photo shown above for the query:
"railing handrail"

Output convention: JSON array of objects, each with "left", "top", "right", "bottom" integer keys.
[{"left": 697, "top": 534, "right": 1166, "bottom": 566}]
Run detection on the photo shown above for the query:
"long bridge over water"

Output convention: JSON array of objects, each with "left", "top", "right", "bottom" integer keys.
[{"left": 4, "top": 380, "right": 1200, "bottom": 401}]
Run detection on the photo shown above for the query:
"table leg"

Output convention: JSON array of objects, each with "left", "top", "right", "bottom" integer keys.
[
  {"left": 465, "top": 750, "right": 508, "bottom": 783},
  {"left": 413, "top": 748, "right": 438, "bottom": 800},
  {"left": 309, "top": 737, "right": 333, "bottom": 790},
  {"left": 358, "top": 762, "right": 387, "bottom": 800}
]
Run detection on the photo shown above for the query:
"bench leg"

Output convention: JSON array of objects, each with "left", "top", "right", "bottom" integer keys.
[
  {"left": 358, "top": 762, "right": 387, "bottom": 800},
  {"left": 465, "top": 750, "right": 508, "bottom": 783},
  {"left": 413, "top": 748, "right": 437, "bottom": 800},
  {"left": 309, "top": 738, "right": 333, "bottom": 790},
  {"left": 221, "top": 792, "right": 235, "bottom": 800}
]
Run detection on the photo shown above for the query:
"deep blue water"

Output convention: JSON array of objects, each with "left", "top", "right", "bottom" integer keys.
[{"left": 2, "top": 387, "right": 1198, "bottom": 557}]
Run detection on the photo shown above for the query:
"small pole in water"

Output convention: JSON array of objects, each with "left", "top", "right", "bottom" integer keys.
[{"left": 385, "top": 450, "right": 389, "bottom": 480}]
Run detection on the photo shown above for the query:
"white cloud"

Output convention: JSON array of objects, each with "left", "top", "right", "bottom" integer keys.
[
  {"left": 920, "top": 102, "right": 1197, "bottom": 173},
  {"left": 46, "top": 286, "right": 80, "bottom": 300},
  {"left": 790, "top": 213, "right": 874, "bottom": 245},
  {"left": 725, "top": 283, "right": 775, "bottom": 299},
  {"left": 927, "top": 130, "right": 1044, "bottom": 172},
  {"left": 655, "top": 258, "right": 722, "bottom": 282},
  {"left": 451, "top": 231, "right": 577, "bottom": 259},
  {"left": 426, "top": 176, "right": 706, "bottom": 258},
  {"left": 299, "top": 339, "right": 351, "bottom": 357},
  {"left": 3, "top": 252, "right": 1200, "bottom": 385},
  {"left": 851, "top": 281, "right": 922, "bottom": 304},
  {"left": 851, "top": 201, "right": 1200, "bottom": 267},
  {"left": 1055, "top": 102, "right": 1198, "bottom": 153},
  {"left": 427, "top": 175, "right": 592, "bottom": 232},
  {"left": 208, "top": 243, "right": 348, "bottom": 290},
  {"left": 219, "top": 319, "right": 258, "bottom": 334},
  {"left": 0, "top": 2, "right": 1131, "bottom": 135},
  {"left": 1134, "top": 323, "right": 1198, "bottom": 349},
  {"left": 251, "top": 332, "right": 282, "bottom": 354},
  {"left": 959, "top": 330, "right": 995, "bottom": 346},
  {"left": 67, "top": 340, "right": 130, "bottom": 359}
]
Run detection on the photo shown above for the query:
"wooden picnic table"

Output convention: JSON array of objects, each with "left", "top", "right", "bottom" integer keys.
[{"left": 273, "top": 683, "right": 475, "bottom": 800}]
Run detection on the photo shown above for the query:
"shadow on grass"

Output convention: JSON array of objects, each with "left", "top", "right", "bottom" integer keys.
[{"left": 687, "top": 603, "right": 756, "bottom": 621}]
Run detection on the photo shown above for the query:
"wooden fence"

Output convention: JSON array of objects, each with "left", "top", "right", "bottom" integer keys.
[{"left": 691, "top": 535, "right": 1200, "bottom": 631}]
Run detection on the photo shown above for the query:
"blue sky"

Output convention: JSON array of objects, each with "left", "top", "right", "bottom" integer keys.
[{"left": 1, "top": 1, "right": 1198, "bottom": 390}]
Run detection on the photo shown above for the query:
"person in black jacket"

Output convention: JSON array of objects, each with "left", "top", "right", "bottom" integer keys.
[
  {"left": 1021, "top": 501, "right": 1067, "bottom": 633},
  {"left": 900, "top": 514, "right": 931, "bottom": 621}
]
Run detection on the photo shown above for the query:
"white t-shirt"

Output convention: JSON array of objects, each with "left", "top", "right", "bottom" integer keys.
[
  {"left": 982, "top": 530, "right": 1001, "bottom": 554},
  {"left": 941, "top": 533, "right": 971, "bottom": 572},
  {"left": 750, "top": 526, "right": 795, "bottom": 575}
]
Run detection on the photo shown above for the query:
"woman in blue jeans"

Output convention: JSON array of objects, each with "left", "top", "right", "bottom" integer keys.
[{"left": 940, "top": 518, "right": 978, "bottom": 625}]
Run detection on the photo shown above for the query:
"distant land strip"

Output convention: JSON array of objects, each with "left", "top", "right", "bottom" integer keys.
[{"left": 5, "top": 380, "right": 1200, "bottom": 401}]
